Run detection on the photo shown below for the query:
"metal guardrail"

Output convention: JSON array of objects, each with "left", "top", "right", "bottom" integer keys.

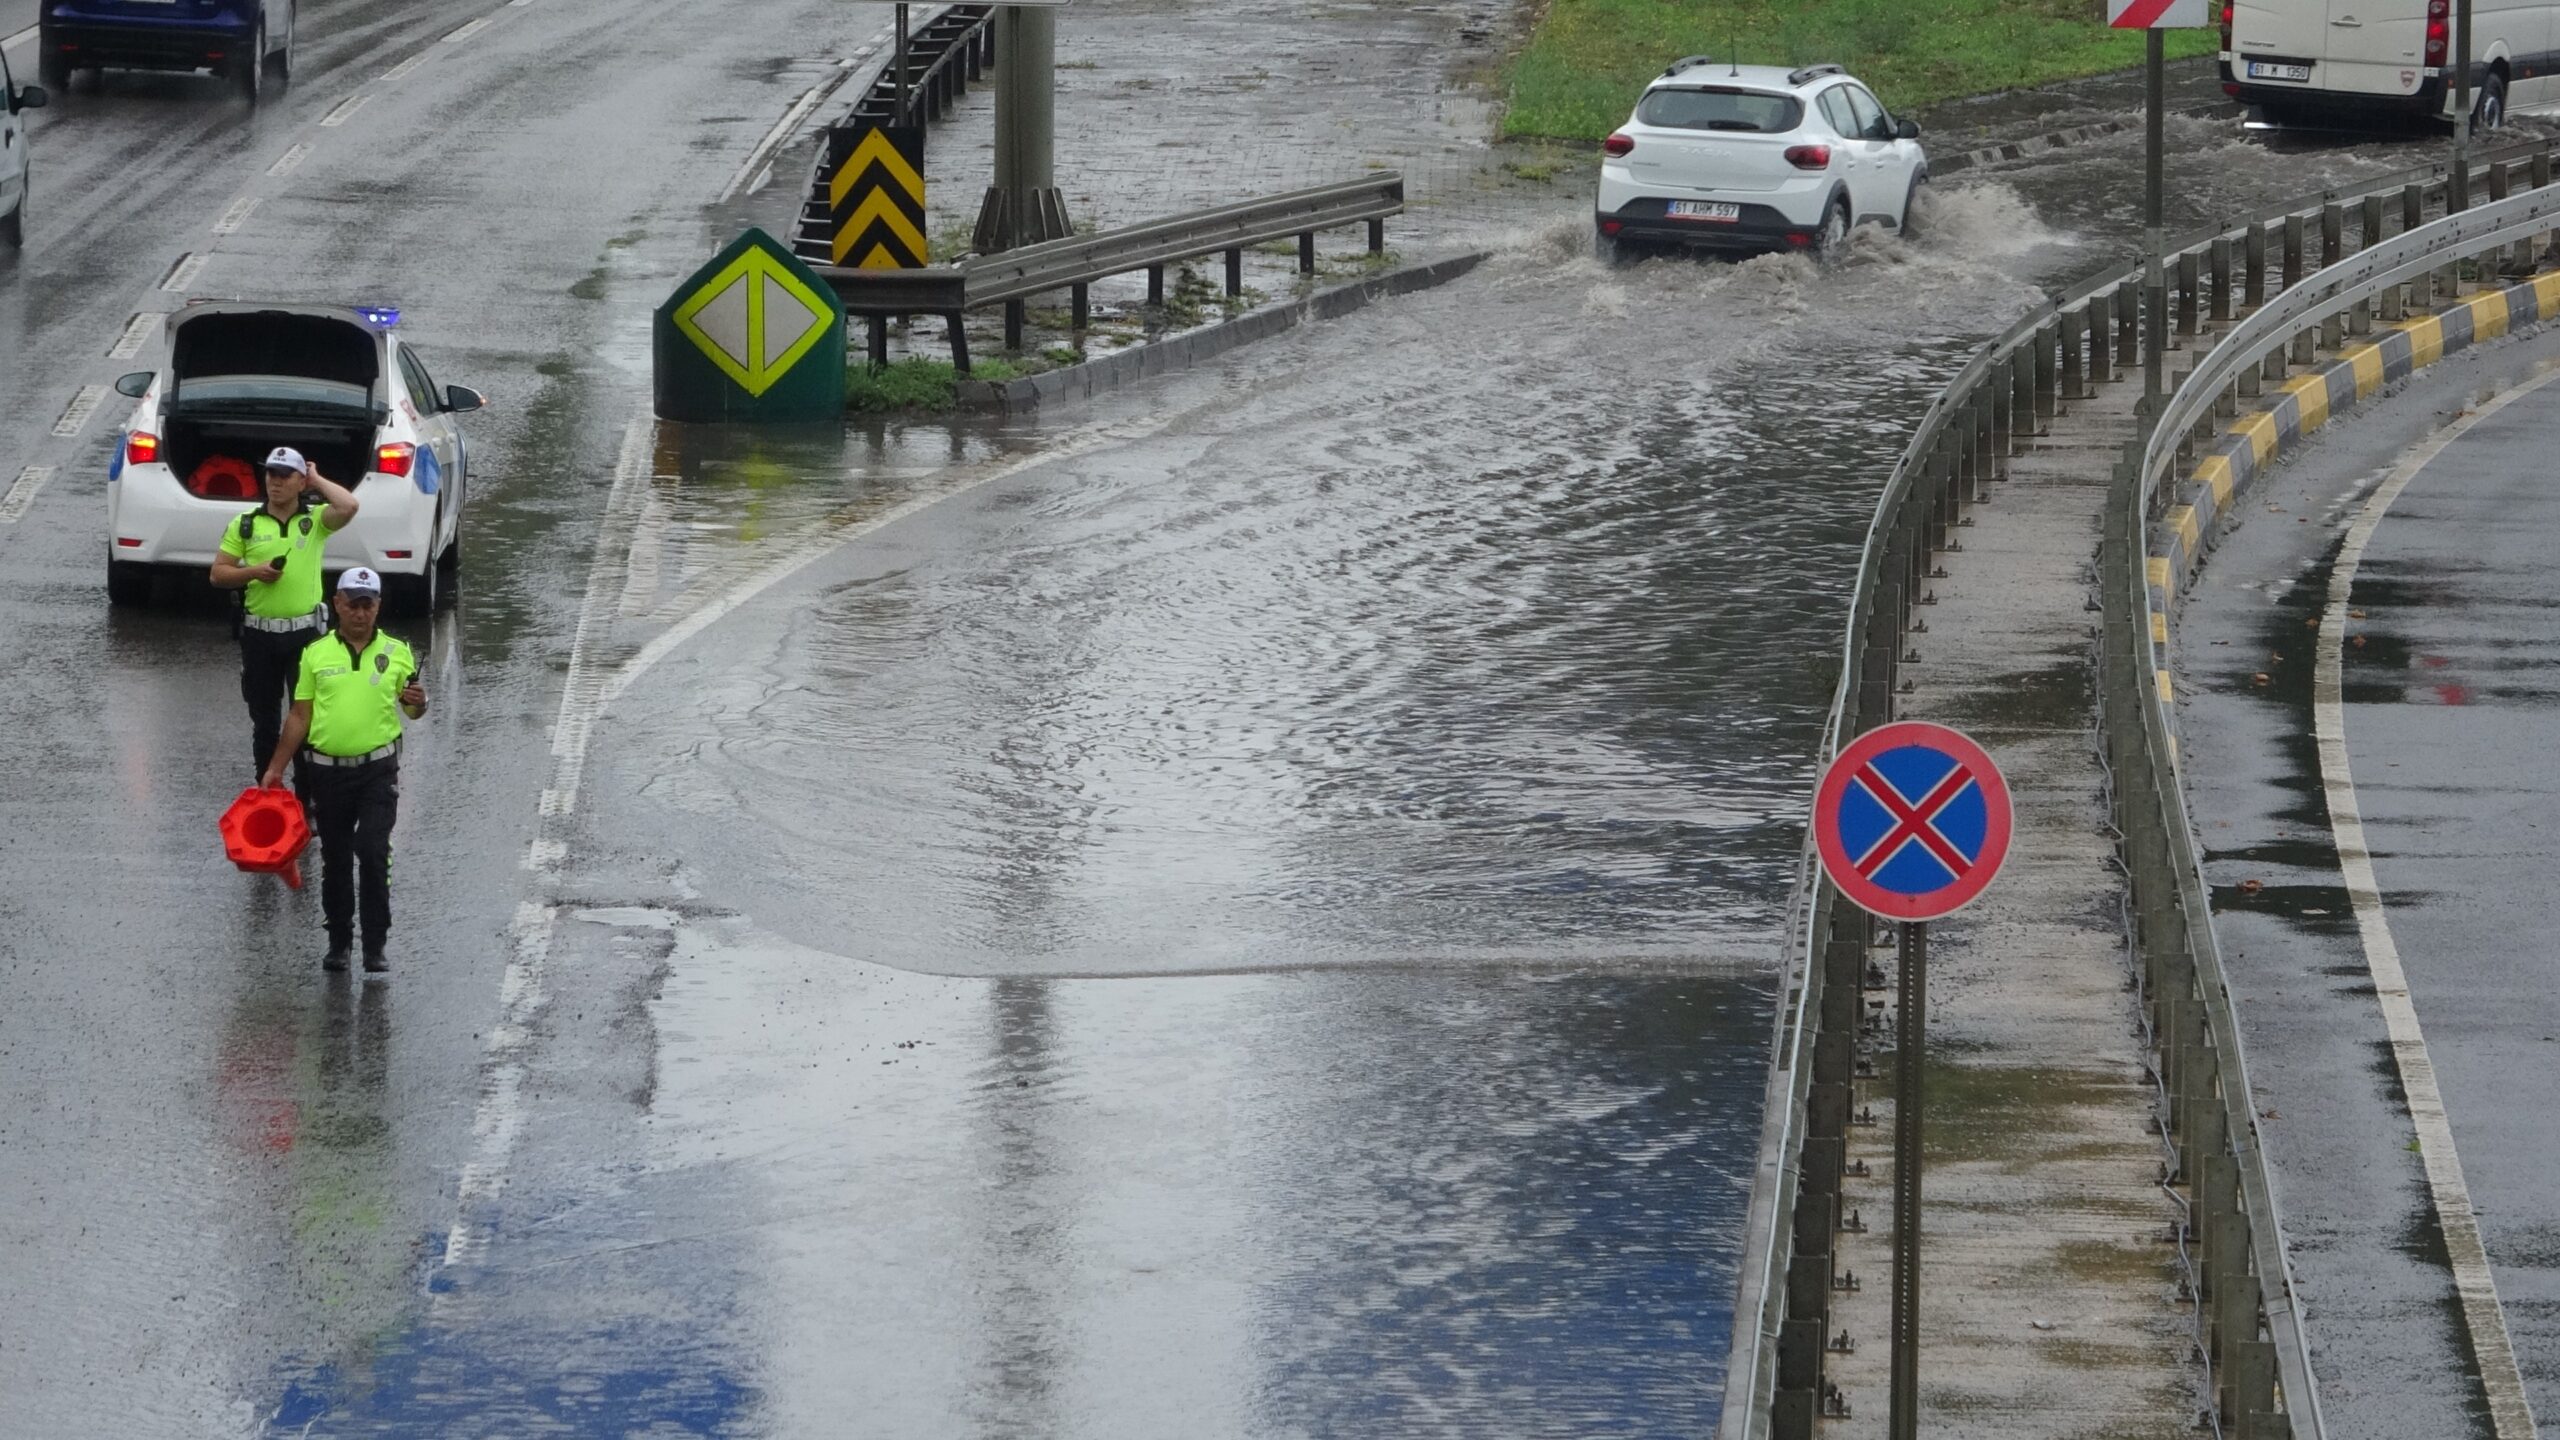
[
  {"left": 1727, "top": 135, "right": 2560, "bottom": 1440},
  {"left": 820, "top": 173, "right": 1405, "bottom": 366},
  {"left": 789, "top": 4, "right": 995, "bottom": 266}
]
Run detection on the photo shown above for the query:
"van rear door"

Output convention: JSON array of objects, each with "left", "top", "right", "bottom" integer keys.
[{"left": 2319, "top": 0, "right": 2426, "bottom": 100}]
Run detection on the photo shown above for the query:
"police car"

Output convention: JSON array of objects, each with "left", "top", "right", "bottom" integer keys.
[
  {"left": 1595, "top": 58, "right": 1928, "bottom": 262},
  {"left": 107, "top": 302, "right": 484, "bottom": 616},
  {"left": 1, "top": 49, "right": 45, "bottom": 248}
]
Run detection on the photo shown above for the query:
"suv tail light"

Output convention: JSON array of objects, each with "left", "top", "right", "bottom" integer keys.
[
  {"left": 125, "top": 432, "right": 160, "bottom": 467},
  {"left": 374, "top": 442, "right": 416, "bottom": 479},
  {"left": 2426, "top": 0, "right": 2449, "bottom": 63},
  {"left": 1603, "top": 132, "right": 1634, "bottom": 158},
  {"left": 1784, "top": 144, "right": 1833, "bottom": 170}
]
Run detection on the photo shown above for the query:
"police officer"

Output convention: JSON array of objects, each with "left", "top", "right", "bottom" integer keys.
[
  {"left": 209, "top": 447, "right": 360, "bottom": 781},
  {"left": 261, "top": 568, "right": 426, "bottom": 975}
]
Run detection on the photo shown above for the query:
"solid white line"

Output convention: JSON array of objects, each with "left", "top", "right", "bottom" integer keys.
[
  {"left": 51, "top": 385, "right": 104, "bottom": 437},
  {"left": 0, "top": 466, "right": 55, "bottom": 523},
  {"left": 2316, "top": 370, "right": 2556, "bottom": 1440}
]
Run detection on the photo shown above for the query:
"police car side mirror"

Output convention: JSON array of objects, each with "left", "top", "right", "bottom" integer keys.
[
  {"left": 443, "top": 385, "right": 486, "bottom": 414},
  {"left": 15, "top": 85, "right": 46, "bottom": 111},
  {"left": 1896, "top": 118, "right": 1920, "bottom": 140},
  {"left": 114, "top": 371, "right": 154, "bottom": 398}
]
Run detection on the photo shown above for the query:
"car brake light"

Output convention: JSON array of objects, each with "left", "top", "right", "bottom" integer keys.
[
  {"left": 1784, "top": 144, "right": 1833, "bottom": 170},
  {"left": 125, "top": 432, "right": 160, "bottom": 466},
  {"left": 1603, "top": 132, "right": 1635, "bottom": 158},
  {"left": 1600, "top": 219, "right": 1623, "bottom": 235},
  {"left": 1785, "top": 231, "right": 1815, "bottom": 247},
  {"left": 374, "top": 443, "right": 415, "bottom": 478}
]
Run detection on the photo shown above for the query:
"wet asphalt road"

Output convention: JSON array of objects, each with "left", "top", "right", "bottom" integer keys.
[
  {"left": 0, "top": 0, "right": 2517, "bottom": 1432},
  {"left": 2177, "top": 327, "right": 2560, "bottom": 1437}
]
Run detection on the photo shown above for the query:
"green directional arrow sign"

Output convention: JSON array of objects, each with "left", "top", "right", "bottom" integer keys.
[{"left": 654, "top": 227, "right": 846, "bottom": 423}]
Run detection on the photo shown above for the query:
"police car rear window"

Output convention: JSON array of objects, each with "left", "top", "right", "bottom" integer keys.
[{"left": 1638, "top": 87, "right": 1802, "bottom": 134}]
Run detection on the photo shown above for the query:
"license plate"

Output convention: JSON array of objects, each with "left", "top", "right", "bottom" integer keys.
[
  {"left": 2247, "top": 61, "right": 2312, "bottom": 82},
  {"left": 1667, "top": 201, "right": 1741, "bottom": 223}
]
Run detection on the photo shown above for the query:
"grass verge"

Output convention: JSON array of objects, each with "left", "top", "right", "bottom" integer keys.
[
  {"left": 1504, "top": 0, "right": 2218, "bottom": 141},
  {"left": 845, "top": 357, "right": 1024, "bottom": 414}
]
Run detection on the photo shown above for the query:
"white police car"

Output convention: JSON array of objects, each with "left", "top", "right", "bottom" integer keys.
[
  {"left": 1595, "top": 58, "right": 1928, "bottom": 263},
  {"left": 107, "top": 302, "right": 484, "bottom": 615},
  {"left": 1, "top": 48, "right": 46, "bottom": 248}
]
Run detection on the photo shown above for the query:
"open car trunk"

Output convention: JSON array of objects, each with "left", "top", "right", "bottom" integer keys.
[{"left": 163, "top": 309, "right": 383, "bottom": 501}]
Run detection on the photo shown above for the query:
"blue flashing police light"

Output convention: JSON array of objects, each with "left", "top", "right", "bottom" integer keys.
[{"left": 357, "top": 305, "right": 402, "bottom": 328}]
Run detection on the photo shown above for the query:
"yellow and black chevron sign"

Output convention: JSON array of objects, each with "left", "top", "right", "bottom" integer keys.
[{"left": 822, "top": 125, "right": 928, "bottom": 270}]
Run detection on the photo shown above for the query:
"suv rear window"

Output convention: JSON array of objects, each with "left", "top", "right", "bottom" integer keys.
[{"left": 1637, "top": 87, "right": 1802, "bottom": 134}]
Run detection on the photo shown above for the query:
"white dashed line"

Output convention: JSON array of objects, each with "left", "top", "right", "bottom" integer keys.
[
  {"left": 266, "top": 142, "right": 311, "bottom": 177},
  {"left": 319, "top": 93, "right": 370, "bottom": 127},
  {"left": 0, "top": 25, "right": 32, "bottom": 53},
  {"left": 160, "top": 252, "right": 207, "bottom": 291},
  {"left": 107, "top": 313, "right": 155, "bottom": 360},
  {"left": 443, "top": 16, "right": 491, "bottom": 43},
  {"left": 2316, "top": 370, "right": 2556, "bottom": 1440},
  {"left": 0, "top": 466, "right": 55, "bottom": 523},
  {"left": 378, "top": 52, "right": 430, "bottom": 84},
  {"left": 52, "top": 386, "right": 105, "bottom": 437},
  {"left": 212, "top": 196, "right": 260, "bottom": 236}
]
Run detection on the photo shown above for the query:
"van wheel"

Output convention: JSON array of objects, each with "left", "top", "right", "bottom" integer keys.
[
  {"left": 2472, "top": 71, "right": 2507, "bottom": 133},
  {"left": 107, "top": 557, "right": 151, "bottom": 608},
  {"left": 234, "top": 20, "right": 263, "bottom": 102}
]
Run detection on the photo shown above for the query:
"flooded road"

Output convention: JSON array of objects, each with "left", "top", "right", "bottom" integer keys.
[{"left": 0, "top": 0, "right": 2504, "bottom": 1429}]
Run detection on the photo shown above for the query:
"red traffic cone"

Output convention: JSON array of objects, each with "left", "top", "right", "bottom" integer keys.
[{"left": 220, "top": 786, "right": 311, "bottom": 890}]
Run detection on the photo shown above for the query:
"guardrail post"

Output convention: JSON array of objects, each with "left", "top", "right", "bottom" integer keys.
[
  {"left": 1005, "top": 298, "right": 1026, "bottom": 352},
  {"left": 1071, "top": 282, "right": 1089, "bottom": 332},
  {"left": 2178, "top": 251, "right": 2202, "bottom": 337},
  {"left": 1147, "top": 265, "right": 1165, "bottom": 307},
  {"left": 2491, "top": 163, "right": 2529, "bottom": 274},
  {"left": 2263, "top": 340, "right": 2288, "bottom": 384},
  {"left": 2244, "top": 224, "right": 2267, "bottom": 310},
  {"left": 2237, "top": 350, "right": 2261, "bottom": 399},
  {"left": 2281, "top": 213, "right": 2304, "bottom": 293},
  {"left": 2291, "top": 311, "right": 2317, "bottom": 366},
  {"left": 2116, "top": 283, "right": 2141, "bottom": 369},
  {"left": 2036, "top": 321, "right": 2061, "bottom": 422},
  {"left": 2320, "top": 202, "right": 2343, "bottom": 269},
  {"left": 1368, "top": 217, "right": 1386, "bottom": 255},
  {"left": 1225, "top": 247, "right": 1243, "bottom": 296},
  {"left": 2353, "top": 194, "right": 2383, "bottom": 336},
  {"left": 2061, "top": 308, "right": 2088, "bottom": 401},
  {"left": 1990, "top": 358, "right": 2014, "bottom": 468},
  {"left": 2089, "top": 293, "right": 2114, "bottom": 385},
  {"left": 2210, "top": 235, "right": 2235, "bottom": 322},
  {"left": 1298, "top": 232, "right": 1317, "bottom": 275}
]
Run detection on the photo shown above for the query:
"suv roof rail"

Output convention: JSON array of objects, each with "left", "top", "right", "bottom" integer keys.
[
  {"left": 1787, "top": 62, "right": 1847, "bottom": 86},
  {"left": 1660, "top": 54, "right": 1716, "bottom": 77}
]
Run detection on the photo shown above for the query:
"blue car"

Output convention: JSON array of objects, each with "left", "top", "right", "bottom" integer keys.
[{"left": 39, "top": 0, "right": 295, "bottom": 103}]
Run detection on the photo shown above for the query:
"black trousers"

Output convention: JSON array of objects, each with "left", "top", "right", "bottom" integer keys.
[
  {"left": 307, "top": 758, "right": 398, "bottom": 951},
  {"left": 239, "top": 625, "right": 320, "bottom": 778}
]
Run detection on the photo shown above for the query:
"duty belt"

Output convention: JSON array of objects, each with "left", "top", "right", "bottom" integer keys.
[
  {"left": 242, "top": 607, "right": 324, "bottom": 634},
  {"left": 303, "top": 740, "right": 399, "bottom": 768}
]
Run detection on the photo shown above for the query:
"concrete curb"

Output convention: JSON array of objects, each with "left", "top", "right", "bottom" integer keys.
[
  {"left": 954, "top": 251, "right": 1492, "bottom": 415},
  {"left": 2144, "top": 271, "right": 2560, "bottom": 656},
  {"left": 1932, "top": 105, "right": 2227, "bottom": 179}
]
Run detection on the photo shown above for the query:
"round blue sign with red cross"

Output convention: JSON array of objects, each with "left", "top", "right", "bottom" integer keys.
[{"left": 1813, "top": 720, "right": 2013, "bottom": 922}]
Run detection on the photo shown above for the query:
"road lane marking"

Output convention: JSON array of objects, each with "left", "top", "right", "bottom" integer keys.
[
  {"left": 443, "top": 16, "right": 492, "bottom": 43},
  {"left": 266, "top": 142, "right": 310, "bottom": 177},
  {"left": 211, "top": 195, "right": 259, "bottom": 236},
  {"left": 0, "top": 25, "right": 31, "bottom": 52},
  {"left": 52, "top": 385, "right": 104, "bottom": 437},
  {"left": 319, "top": 93, "right": 369, "bottom": 127},
  {"left": 0, "top": 467, "right": 55, "bottom": 523},
  {"left": 107, "top": 313, "right": 154, "bottom": 360},
  {"left": 2317, "top": 370, "right": 2558, "bottom": 1440},
  {"left": 159, "top": 252, "right": 206, "bottom": 291},
  {"left": 379, "top": 52, "right": 430, "bottom": 84}
]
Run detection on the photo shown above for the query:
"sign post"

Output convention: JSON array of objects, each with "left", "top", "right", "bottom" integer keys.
[
  {"left": 2111, "top": 0, "right": 2208, "bottom": 405},
  {"left": 1812, "top": 720, "right": 2014, "bottom": 1440}
]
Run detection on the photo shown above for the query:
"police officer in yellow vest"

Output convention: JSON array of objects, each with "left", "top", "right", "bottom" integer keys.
[
  {"left": 261, "top": 568, "right": 426, "bottom": 974},
  {"left": 209, "top": 447, "right": 360, "bottom": 781}
]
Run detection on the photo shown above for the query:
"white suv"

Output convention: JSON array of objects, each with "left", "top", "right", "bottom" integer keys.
[{"left": 1595, "top": 59, "right": 1928, "bottom": 262}]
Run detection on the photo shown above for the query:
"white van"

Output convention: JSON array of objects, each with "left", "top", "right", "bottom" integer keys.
[{"left": 2221, "top": 0, "right": 2556, "bottom": 127}]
